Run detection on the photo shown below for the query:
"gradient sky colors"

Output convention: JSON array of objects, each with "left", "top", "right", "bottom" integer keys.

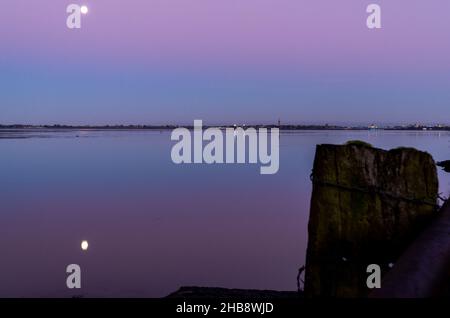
[{"left": 1, "top": 0, "right": 450, "bottom": 125}]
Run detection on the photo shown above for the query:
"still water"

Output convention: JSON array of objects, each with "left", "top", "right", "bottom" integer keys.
[{"left": 1, "top": 129, "right": 449, "bottom": 297}]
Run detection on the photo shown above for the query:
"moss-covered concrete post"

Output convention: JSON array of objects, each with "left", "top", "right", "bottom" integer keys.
[{"left": 305, "top": 142, "right": 438, "bottom": 297}]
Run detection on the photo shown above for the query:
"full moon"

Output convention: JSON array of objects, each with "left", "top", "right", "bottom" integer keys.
[
  {"left": 81, "top": 240, "right": 89, "bottom": 251},
  {"left": 80, "top": 6, "right": 89, "bottom": 14}
]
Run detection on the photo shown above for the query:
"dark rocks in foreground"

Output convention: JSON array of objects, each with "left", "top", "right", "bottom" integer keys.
[
  {"left": 166, "top": 287, "right": 301, "bottom": 299},
  {"left": 437, "top": 160, "right": 450, "bottom": 173},
  {"left": 370, "top": 200, "right": 450, "bottom": 297}
]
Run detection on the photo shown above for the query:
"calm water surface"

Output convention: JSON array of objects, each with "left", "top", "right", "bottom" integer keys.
[{"left": 1, "top": 129, "right": 449, "bottom": 297}]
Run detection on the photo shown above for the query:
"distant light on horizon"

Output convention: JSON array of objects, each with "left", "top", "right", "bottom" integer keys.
[{"left": 81, "top": 240, "right": 89, "bottom": 251}]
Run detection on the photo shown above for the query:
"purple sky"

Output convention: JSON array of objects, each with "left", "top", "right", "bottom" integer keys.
[{"left": 1, "top": 0, "right": 450, "bottom": 125}]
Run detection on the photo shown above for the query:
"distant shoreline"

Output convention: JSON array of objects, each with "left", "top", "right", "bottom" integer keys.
[{"left": 1, "top": 124, "right": 450, "bottom": 131}]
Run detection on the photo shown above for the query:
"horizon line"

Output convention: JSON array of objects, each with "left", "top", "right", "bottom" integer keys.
[{"left": 1, "top": 122, "right": 450, "bottom": 129}]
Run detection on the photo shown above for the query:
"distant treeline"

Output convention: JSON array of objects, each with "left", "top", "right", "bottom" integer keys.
[{"left": 1, "top": 124, "right": 450, "bottom": 131}]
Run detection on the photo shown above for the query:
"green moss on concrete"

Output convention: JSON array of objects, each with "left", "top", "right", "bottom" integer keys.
[
  {"left": 305, "top": 143, "right": 438, "bottom": 297},
  {"left": 345, "top": 140, "right": 373, "bottom": 148}
]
